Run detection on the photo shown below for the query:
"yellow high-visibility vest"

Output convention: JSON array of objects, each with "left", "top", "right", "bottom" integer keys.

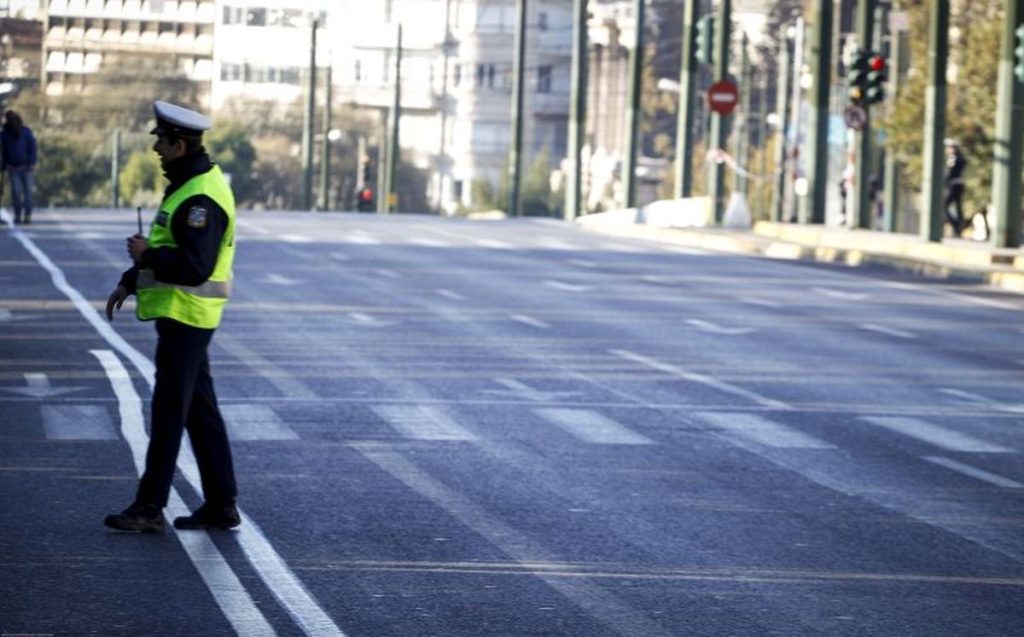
[{"left": 137, "top": 165, "right": 236, "bottom": 329}]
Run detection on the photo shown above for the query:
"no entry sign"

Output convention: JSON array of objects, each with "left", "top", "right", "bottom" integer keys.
[{"left": 707, "top": 80, "right": 739, "bottom": 116}]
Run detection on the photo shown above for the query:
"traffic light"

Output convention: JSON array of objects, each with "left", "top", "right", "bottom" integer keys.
[
  {"left": 1015, "top": 23, "right": 1024, "bottom": 84},
  {"left": 866, "top": 53, "right": 886, "bottom": 104},
  {"left": 846, "top": 48, "right": 869, "bottom": 105},
  {"left": 695, "top": 15, "right": 715, "bottom": 66}
]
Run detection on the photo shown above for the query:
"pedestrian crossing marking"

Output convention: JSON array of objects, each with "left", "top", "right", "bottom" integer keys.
[
  {"left": 696, "top": 412, "right": 834, "bottom": 449},
  {"left": 222, "top": 404, "right": 298, "bottom": 441},
  {"left": 536, "top": 408, "right": 654, "bottom": 446},
  {"left": 924, "top": 456, "right": 1024, "bottom": 488},
  {"left": 42, "top": 405, "right": 116, "bottom": 440},
  {"left": 374, "top": 405, "right": 477, "bottom": 441},
  {"left": 862, "top": 416, "right": 1013, "bottom": 453}
]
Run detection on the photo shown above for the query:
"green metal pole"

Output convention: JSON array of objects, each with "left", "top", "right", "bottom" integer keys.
[
  {"left": 318, "top": 63, "right": 332, "bottom": 211},
  {"left": 920, "top": 0, "right": 948, "bottom": 241},
  {"left": 991, "top": 0, "right": 1024, "bottom": 248},
  {"left": 801, "top": 0, "right": 832, "bottom": 225},
  {"left": 852, "top": 0, "right": 875, "bottom": 229},
  {"left": 302, "top": 18, "right": 317, "bottom": 211},
  {"left": 507, "top": 0, "right": 527, "bottom": 217},
  {"left": 565, "top": 0, "right": 588, "bottom": 220},
  {"left": 883, "top": 28, "right": 909, "bottom": 233},
  {"left": 733, "top": 32, "right": 750, "bottom": 197},
  {"left": 674, "top": 0, "right": 699, "bottom": 199},
  {"left": 384, "top": 24, "right": 402, "bottom": 214},
  {"left": 708, "top": 0, "right": 732, "bottom": 223},
  {"left": 622, "top": 0, "right": 645, "bottom": 208},
  {"left": 111, "top": 129, "right": 121, "bottom": 208},
  {"left": 771, "top": 30, "right": 793, "bottom": 223}
]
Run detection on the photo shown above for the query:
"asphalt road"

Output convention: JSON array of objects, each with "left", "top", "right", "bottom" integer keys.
[{"left": 2, "top": 208, "right": 1024, "bottom": 636}]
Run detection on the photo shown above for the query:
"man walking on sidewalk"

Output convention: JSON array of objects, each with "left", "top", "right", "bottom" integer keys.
[
  {"left": 944, "top": 139, "right": 967, "bottom": 236},
  {"left": 1, "top": 110, "right": 37, "bottom": 225},
  {"left": 103, "top": 101, "right": 240, "bottom": 534}
]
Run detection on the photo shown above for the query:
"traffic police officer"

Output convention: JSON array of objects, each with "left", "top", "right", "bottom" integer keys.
[{"left": 104, "top": 101, "right": 240, "bottom": 533}]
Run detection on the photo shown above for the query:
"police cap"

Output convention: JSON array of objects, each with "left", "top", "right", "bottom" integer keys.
[{"left": 149, "top": 101, "right": 211, "bottom": 138}]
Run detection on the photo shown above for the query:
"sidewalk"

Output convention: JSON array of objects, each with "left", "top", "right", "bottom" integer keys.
[{"left": 576, "top": 211, "right": 1024, "bottom": 294}]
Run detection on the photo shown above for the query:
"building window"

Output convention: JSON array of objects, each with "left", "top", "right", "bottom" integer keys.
[
  {"left": 537, "top": 65, "right": 551, "bottom": 93},
  {"left": 246, "top": 8, "right": 267, "bottom": 26},
  {"left": 354, "top": 59, "right": 362, "bottom": 83},
  {"left": 538, "top": 12, "right": 548, "bottom": 31},
  {"left": 487, "top": 64, "right": 495, "bottom": 87},
  {"left": 452, "top": 62, "right": 461, "bottom": 87}
]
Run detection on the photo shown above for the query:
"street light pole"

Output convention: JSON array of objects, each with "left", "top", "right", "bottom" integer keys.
[
  {"left": 565, "top": 0, "right": 588, "bottom": 220},
  {"left": 674, "top": 0, "right": 699, "bottom": 199},
  {"left": 622, "top": 0, "right": 645, "bottom": 208},
  {"left": 920, "top": 0, "right": 948, "bottom": 242},
  {"left": 507, "top": 0, "right": 527, "bottom": 217},
  {"left": 318, "top": 62, "right": 332, "bottom": 212},
  {"left": 991, "top": 0, "right": 1024, "bottom": 248},
  {"left": 302, "top": 18, "right": 318, "bottom": 211}
]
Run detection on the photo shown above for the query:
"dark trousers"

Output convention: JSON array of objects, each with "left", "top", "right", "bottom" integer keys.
[
  {"left": 945, "top": 185, "right": 964, "bottom": 232},
  {"left": 8, "top": 166, "right": 32, "bottom": 221},
  {"left": 136, "top": 318, "right": 237, "bottom": 508}
]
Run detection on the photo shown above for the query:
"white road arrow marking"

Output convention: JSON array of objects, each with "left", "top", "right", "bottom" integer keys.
[
  {"left": 813, "top": 286, "right": 869, "bottom": 301},
  {"left": 2, "top": 372, "right": 87, "bottom": 398},
  {"left": 685, "top": 319, "right": 755, "bottom": 335},
  {"left": 263, "top": 273, "right": 301, "bottom": 285},
  {"left": 543, "top": 280, "right": 592, "bottom": 293}
]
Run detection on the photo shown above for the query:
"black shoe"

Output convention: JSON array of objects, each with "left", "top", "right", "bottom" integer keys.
[
  {"left": 13, "top": 215, "right": 21, "bottom": 225},
  {"left": 104, "top": 502, "right": 166, "bottom": 533},
  {"left": 173, "top": 503, "right": 241, "bottom": 530}
]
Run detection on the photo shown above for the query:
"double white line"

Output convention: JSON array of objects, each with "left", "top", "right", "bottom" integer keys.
[{"left": 5, "top": 210, "right": 344, "bottom": 636}]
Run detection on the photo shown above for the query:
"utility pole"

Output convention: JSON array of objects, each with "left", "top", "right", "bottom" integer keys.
[
  {"left": 111, "top": 129, "right": 121, "bottom": 208},
  {"left": 851, "top": 0, "right": 875, "bottom": 229},
  {"left": 302, "top": 18, "right": 318, "bottom": 211},
  {"left": 565, "top": 0, "right": 588, "bottom": 220},
  {"left": 383, "top": 24, "right": 402, "bottom": 214},
  {"left": 882, "top": 27, "right": 909, "bottom": 232},
  {"left": 436, "top": 0, "right": 454, "bottom": 215},
  {"left": 674, "top": 0, "right": 699, "bottom": 199},
  {"left": 991, "top": 0, "right": 1024, "bottom": 248},
  {"left": 800, "top": 0, "right": 832, "bottom": 225},
  {"left": 507, "top": 0, "right": 527, "bottom": 217},
  {"left": 318, "top": 62, "right": 332, "bottom": 211},
  {"left": 920, "top": 0, "right": 948, "bottom": 241},
  {"left": 733, "top": 32, "right": 750, "bottom": 197},
  {"left": 708, "top": 0, "right": 732, "bottom": 223},
  {"left": 771, "top": 29, "right": 793, "bottom": 222},
  {"left": 622, "top": 0, "right": 645, "bottom": 208}
]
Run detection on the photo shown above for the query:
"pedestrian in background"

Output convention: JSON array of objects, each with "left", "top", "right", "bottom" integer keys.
[
  {"left": 1, "top": 110, "right": 37, "bottom": 225},
  {"left": 944, "top": 139, "right": 967, "bottom": 236},
  {"left": 104, "top": 101, "right": 240, "bottom": 534}
]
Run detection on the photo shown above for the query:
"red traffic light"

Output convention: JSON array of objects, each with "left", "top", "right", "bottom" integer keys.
[{"left": 869, "top": 55, "right": 886, "bottom": 72}]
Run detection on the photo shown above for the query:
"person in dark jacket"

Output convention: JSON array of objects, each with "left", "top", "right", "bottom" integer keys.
[
  {"left": 1, "top": 110, "right": 37, "bottom": 225},
  {"left": 103, "top": 101, "right": 240, "bottom": 534},
  {"left": 944, "top": 139, "right": 967, "bottom": 236}
]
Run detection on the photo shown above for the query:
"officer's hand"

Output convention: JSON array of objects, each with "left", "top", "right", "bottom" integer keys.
[
  {"left": 127, "top": 234, "right": 146, "bottom": 263},
  {"left": 105, "top": 285, "right": 129, "bottom": 321}
]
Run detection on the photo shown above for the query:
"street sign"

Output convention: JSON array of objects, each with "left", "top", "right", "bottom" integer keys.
[
  {"left": 844, "top": 105, "right": 868, "bottom": 131},
  {"left": 707, "top": 80, "right": 739, "bottom": 116}
]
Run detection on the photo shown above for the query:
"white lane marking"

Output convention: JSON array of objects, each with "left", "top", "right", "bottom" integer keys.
[
  {"left": 813, "top": 287, "right": 869, "bottom": 301},
  {"left": 474, "top": 238, "right": 512, "bottom": 249},
  {"left": 353, "top": 446, "right": 674, "bottom": 637},
  {"left": 6, "top": 212, "right": 342, "bottom": 636},
  {"left": 539, "top": 238, "right": 576, "bottom": 250},
  {"left": 264, "top": 273, "right": 301, "bottom": 285},
  {"left": 347, "top": 312, "right": 383, "bottom": 326},
  {"left": 2, "top": 372, "right": 86, "bottom": 398},
  {"left": 75, "top": 231, "right": 106, "bottom": 240},
  {"left": 282, "top": 234, "right": 313, "bottom": 243},
  {"left": 409, "top": 237, "right": 451, "bottom": 248},
  {"left": 924, "top": 456, "right": 1024, "bottom": 488},
  {"left": 329, "top": 252, "right": 351, "bottom": 262},
  {"left": 537, "top": 408, "right": 654, "bottom": 446},
  {"left": 696, "top": 412, "right": 834, "bottom": 449},
  {"left": 0, "top": 308, "right": 11, "bottom": 320},
  {"left": 600, "top": 242, "right": 641, "bottom": 253},
  {"left": 611, "top": 350, "right": 790, "bottom": 410},
  {"left": 685, "top": 319, "right": 755, "bottom": 336},
  {"left": 883, "top": 280, "right": 1017, "bottom": 311},
  {"left": 641, "top": 275, "right": 674, "bottom": 284},
  {"left": 222, "top": 404, "right": 298, "bottom": 441},
  {"left": 345, "top": 234, "right": 380, "bottom": 245},
  {"left": 235, "top": 218, "right": 272, "bottom": 235},
  {"left": 859, "top": 323, "right": 917, "bottom": 339},
  {"left": 511, "top": 314, "right": 550, "bottom": 329},
  {"left": 42, "top": 405, "right": 117, "bottom": 440},
  {"left": 489, "top": 379, "right": 578, "bottom": 402},
  {"left": 543, "top": 280, "right": 592, "bottom": 293},
  {"left": 217, "top": 335, "right": 320, "bottom": 400},
  {"left": 91, "top": 351, "right": 275, "bottom": 636},
  {"left": 375, "top": 268, "right": 399, "bottom": 279},
  {"left": 436, "top": 289, "right": 467, "bottom": 301},
  {"left": 862, "top": 416, "right": 1014, "bottom": 453},
  {"left": 374, "top": 405, "right": 477, "bottom": 441},
  {"left": 740, "top": 298, "right": 782, "bottom": 309},
  {"left": 569, "top": 259, "right": 598, "bottom": 268},
  {"left": 939, "top": 388, "right": 1024, "bottom": 414}
]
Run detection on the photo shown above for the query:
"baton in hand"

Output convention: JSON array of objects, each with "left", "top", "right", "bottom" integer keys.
[{"left": 136, "top": 206, "right": 143, "bottom": 235}]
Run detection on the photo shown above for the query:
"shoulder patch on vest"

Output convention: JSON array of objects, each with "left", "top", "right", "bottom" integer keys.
[
  {"left": 154, "top": 211, "right": 169, "bottom": 227},
  {"left": 187, "top": 206, "right": 208, "bottom": 229}
]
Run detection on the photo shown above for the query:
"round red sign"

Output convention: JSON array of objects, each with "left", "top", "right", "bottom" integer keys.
[{"left": 707, "top": 80, "right": 739, "bottom": 116}]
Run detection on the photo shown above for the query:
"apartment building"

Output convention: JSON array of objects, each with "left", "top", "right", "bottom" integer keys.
[{"left": 41, "top": 0, "right": 216, "bottom": 105}]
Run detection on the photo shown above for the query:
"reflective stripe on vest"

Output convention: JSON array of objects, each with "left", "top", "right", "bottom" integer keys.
[{"left": 137, "top": 164, "right": 236, "bottom": 329}]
